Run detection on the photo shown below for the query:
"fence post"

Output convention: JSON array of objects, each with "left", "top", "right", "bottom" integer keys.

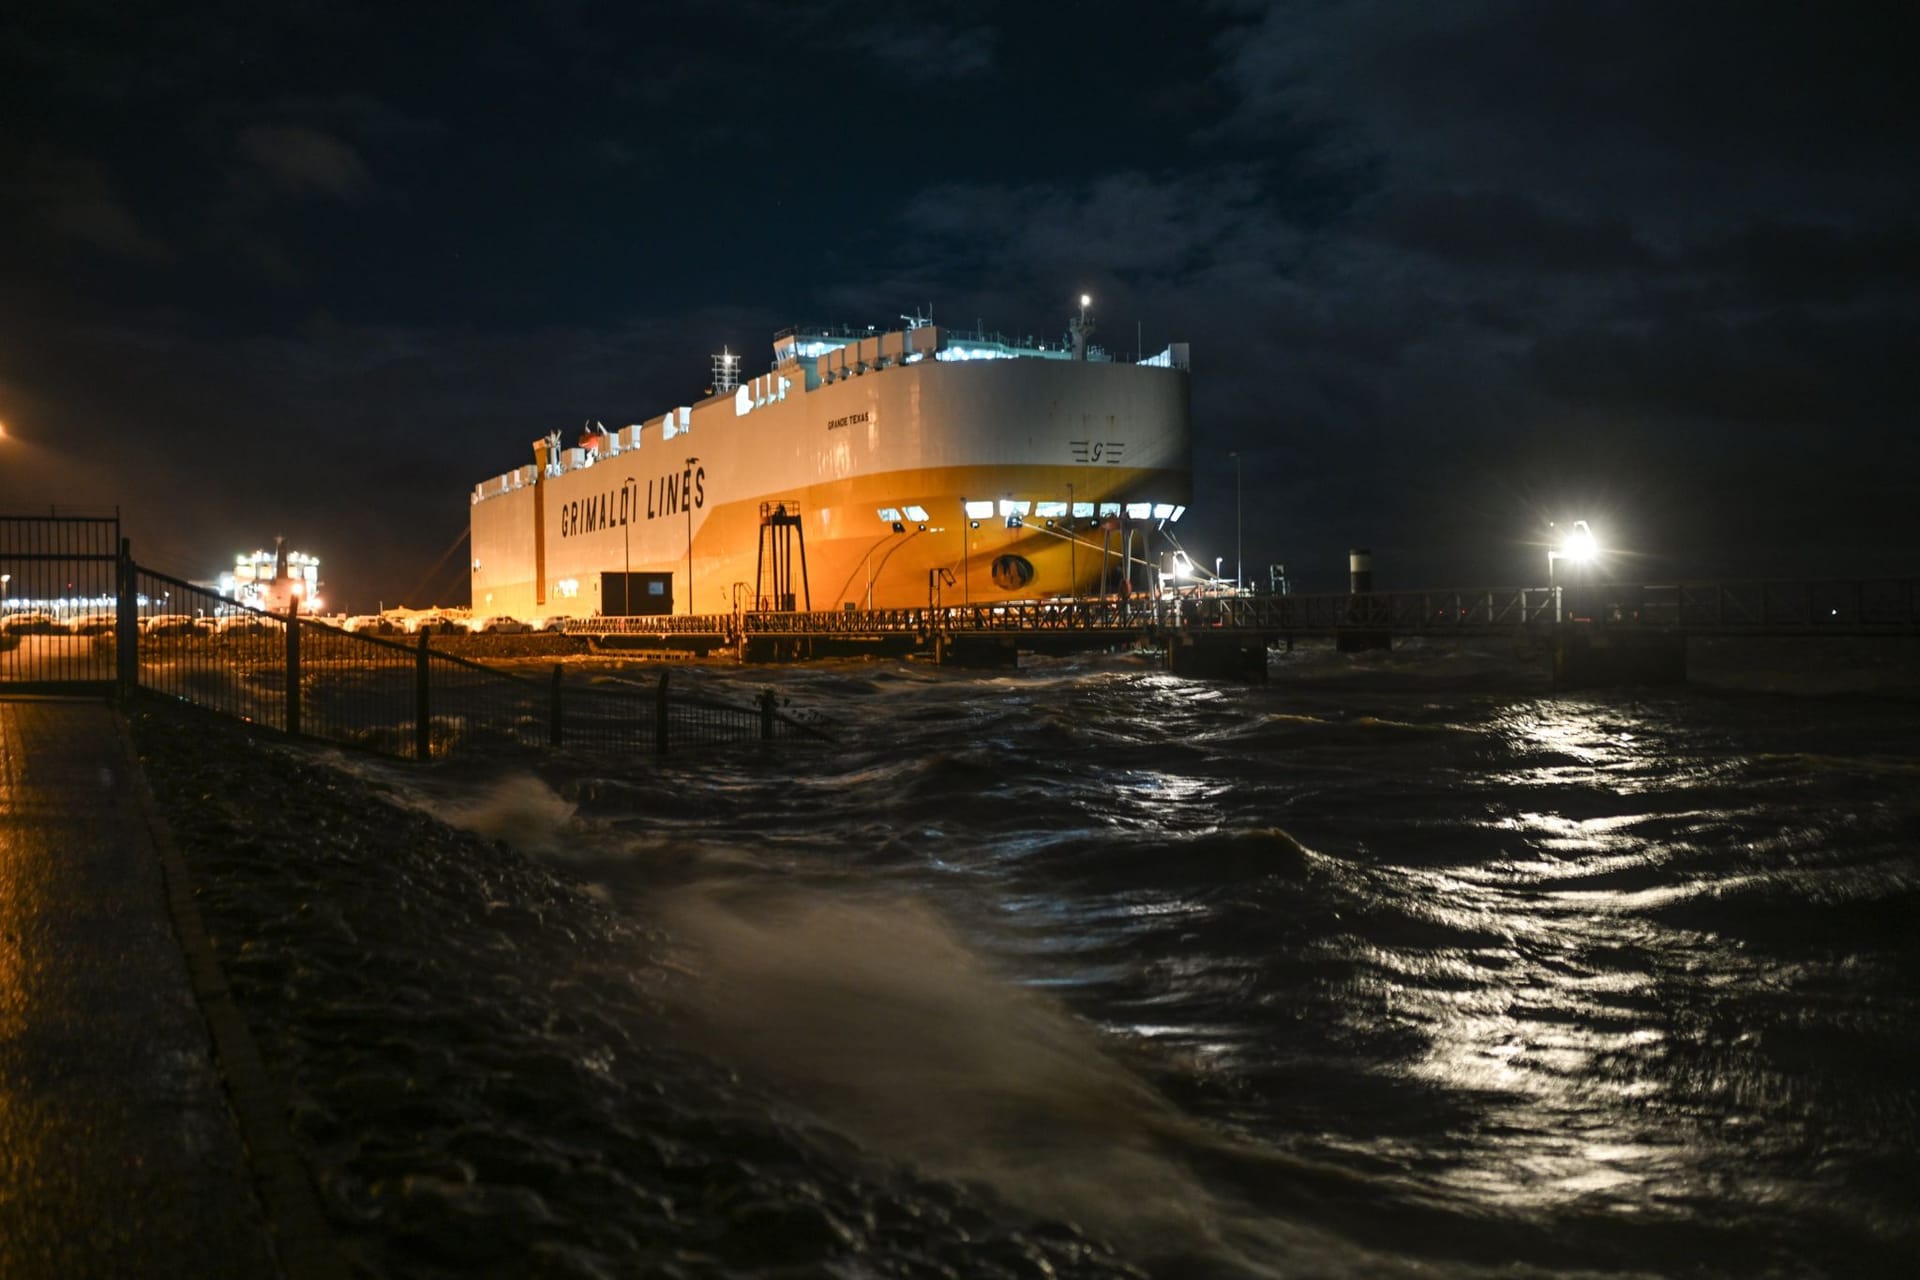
[
  {"left": 285, "top": 610, "right": 302, "bottom": 737},
  {"left": 116, "top": 539, "right": 138, "bottom": 700},
  {"left": 415, "top": 632, "right": 431, "bottom": 760},
  {"left": 654, "top": 669, "right": 670, "bottom": 756},
  {"left": 549, "top": 664, "right": 563, "bottom": 746},
  {"left": 759, "top": 687, "right": 776, "bottom": 740}
]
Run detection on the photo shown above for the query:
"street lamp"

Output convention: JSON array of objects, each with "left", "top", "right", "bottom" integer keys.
[
  {"left": 1066, "top": 481, "right": 1075, "bottom": 601},
  {"left": 684, "top": 456, "right": 700, "bottom": 616},
  {"left": 1546, "top": 520, "right": 1597, "bottom": 622},
  {"left": 1230, "top": 450, "right": 1242, "bottom": 591}
]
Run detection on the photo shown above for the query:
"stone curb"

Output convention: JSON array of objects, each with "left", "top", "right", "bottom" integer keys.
[{"left": 117, "top": 710, "right": 353, "bottom": 1280}]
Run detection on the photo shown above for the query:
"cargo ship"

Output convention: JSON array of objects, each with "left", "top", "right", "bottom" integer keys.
[{"left": 468, "top": 306, "right": 1191, "bottom": 619}]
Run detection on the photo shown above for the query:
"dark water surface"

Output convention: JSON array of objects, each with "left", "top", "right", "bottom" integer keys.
[{"left": 179, "top": 640, "right": 1920, "bottom": 1276}]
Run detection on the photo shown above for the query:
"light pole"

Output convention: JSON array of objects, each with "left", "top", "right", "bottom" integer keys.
[
  {"left": 1066, "top": 481, "right": 1075, "bottom": 601},
  {"left": 1230, "top": 450, "right": 1242, "bottom": 591},
  {"left": 684, "top": 456, "right": 699, "bottom": 616},
  {"left": 1546, "top": 520, "right": 1596, "bottom": 623}
]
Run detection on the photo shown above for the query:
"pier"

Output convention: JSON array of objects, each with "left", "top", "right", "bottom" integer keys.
[
  {"left": 6, "top": 514, "right": 1917, "bottom": 694},
  {"left": 563, "top": 578, "right": 1917, "bottom": 686}
]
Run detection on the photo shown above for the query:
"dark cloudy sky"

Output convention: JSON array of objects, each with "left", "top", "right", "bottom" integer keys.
[{"left": 2, "top": 0, "right": 1914, "bottom": 609}]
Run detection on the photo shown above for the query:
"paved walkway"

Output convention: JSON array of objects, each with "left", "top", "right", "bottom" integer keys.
[{"left": 0, "top": 698, "right": 329, "bottom": 1278}]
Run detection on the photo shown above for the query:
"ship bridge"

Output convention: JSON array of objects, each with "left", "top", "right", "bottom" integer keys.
[{"left": 772, "top": 322, "right": 1189, "bottom": 391}]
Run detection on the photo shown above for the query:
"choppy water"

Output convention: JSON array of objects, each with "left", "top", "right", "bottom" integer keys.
[{"left": 184, "top": 639, "right": 1920, "bottom": 1276}]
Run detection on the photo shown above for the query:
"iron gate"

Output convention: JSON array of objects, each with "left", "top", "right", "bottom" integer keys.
[{"left": 0, "top": 510, "right": 122, "bottom": 692}]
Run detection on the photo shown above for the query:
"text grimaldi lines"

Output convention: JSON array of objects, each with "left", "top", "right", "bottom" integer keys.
[{"left": 559, "top": 463, "right": 707, "bottom": 538}]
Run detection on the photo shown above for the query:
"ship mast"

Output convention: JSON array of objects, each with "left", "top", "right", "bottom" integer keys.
[
  {"left": 1069, "top": 293, "right": 1095, "bottom": 361},
  {"left": 711, "top": 346, "right": 740, "bottom": 394}
]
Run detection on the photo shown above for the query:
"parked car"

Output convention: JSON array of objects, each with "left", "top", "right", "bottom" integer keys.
[
  {"left": 477, "top": 615, "right": 529, "bottom": 634},
  {"left": 342, "top": 615, "right": 399, "bottom": 635},
  {"left": 68, "top": 612, "right": 118, "bottom": 635},
  {"left": 215, "top": 612, "right": 275, "bottom": 636},
  {"left": 412, "top": 613, "right": 470, "bottom": 635},
  {"left": 0, "top": 611, "right": 65, "bottom": 635},
  {"left": 142, "top": 613, "right": 199, "bottom": 636}
]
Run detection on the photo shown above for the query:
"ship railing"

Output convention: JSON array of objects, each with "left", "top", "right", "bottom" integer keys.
[
  {"left": 556, "top": 614, "right": 733, "bottom": 636},
  {"left": 118, "top": 562, "right": 824, "bottom": 760},
  {"left": 739, "top": 599, "right": 1170, "bottom": 635}
]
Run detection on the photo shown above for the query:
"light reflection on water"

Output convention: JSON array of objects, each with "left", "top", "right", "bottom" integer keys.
[{"left": 440, "top": 653, "right": 1920, "bottom": 1274}]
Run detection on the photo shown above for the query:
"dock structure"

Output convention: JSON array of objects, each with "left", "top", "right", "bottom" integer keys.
[
  {"left": 4, "top": 509, "right": 1916, "bottom": 692},
  {"left": 717, "top": 578, "right": 1920, "bottom": 685}
]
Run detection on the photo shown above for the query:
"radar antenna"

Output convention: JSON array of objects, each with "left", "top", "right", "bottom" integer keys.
[{"left": 712, "top": 346, "right": 741, "bottom": 393}]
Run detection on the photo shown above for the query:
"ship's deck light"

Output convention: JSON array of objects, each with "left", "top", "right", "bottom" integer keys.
[
  {"left": 1126, "top": 502, "right": 1152, "bottom": 519},
  {"left": 1151, "top": 503, "right": 1176, "bottom": 520}
]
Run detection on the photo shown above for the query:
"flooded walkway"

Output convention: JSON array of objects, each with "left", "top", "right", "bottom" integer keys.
[{"left": 0, "top": 698, "right": 335, "bottom": 1279}]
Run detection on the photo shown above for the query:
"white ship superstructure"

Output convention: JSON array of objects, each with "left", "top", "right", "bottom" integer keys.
[{"left": 469, "top": 310, "right": 1191, "bottom": 618}]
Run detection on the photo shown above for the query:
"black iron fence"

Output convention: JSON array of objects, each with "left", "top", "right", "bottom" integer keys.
[
  {"left": 118, "top": 563, "right": 822, "bottom": 759},
  {"left": 0, "top": 505, "right": 824, "bottom": 757},
  {"left": 0, "top": 509, "right": 122, "bottom": 690}
]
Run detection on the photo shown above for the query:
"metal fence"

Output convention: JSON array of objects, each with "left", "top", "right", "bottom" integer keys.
[
  {"left": 0, "top": 509, "right": 122, "bottom": 690},
  {"left": 119, "top": 562, "right": 826, "bottom": 760}
]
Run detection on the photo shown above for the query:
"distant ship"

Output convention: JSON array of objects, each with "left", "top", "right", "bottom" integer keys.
[
  {"left": 468, "top": 305, "right": 1191, "bottom": 619},
  {"left": 220, "top": 537, "right": 323, "bottom": 614}
]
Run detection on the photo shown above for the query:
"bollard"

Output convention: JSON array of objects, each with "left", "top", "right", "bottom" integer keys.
[
  {"left": 1348, "top": 548, "right": 1372, "bottom": 594},
  {"left": 1340, "top": 547, "right": 1391, "bottom": 652},
  {"left": 759, "top": 687, "right": 776, "bottom": 740}
]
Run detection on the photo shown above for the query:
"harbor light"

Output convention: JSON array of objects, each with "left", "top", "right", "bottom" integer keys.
[
  {"left": 1560, "top": 520, "right": 1597, "bottom": 563},
  {"left": 1546, "top": 519, "right": 1599, "bottom": 623}
]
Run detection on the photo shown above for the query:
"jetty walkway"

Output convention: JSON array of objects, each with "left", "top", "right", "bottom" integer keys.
[{"left": 0, "top": 698, "right": 343, "bottom": 1279}]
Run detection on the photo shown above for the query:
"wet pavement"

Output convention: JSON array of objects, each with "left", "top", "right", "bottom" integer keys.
[{"left": 0, "top": 698, "right": 292, "bottom": 1277}]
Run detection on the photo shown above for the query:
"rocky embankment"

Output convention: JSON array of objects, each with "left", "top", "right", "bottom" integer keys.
[{"left": 130, "top": 703, "right": 1140, "bottom": 1279}]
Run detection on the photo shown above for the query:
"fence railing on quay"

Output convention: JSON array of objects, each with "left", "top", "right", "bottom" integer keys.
[{"left": 117, "top": 562, "right": 825, "bottom": 761}]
